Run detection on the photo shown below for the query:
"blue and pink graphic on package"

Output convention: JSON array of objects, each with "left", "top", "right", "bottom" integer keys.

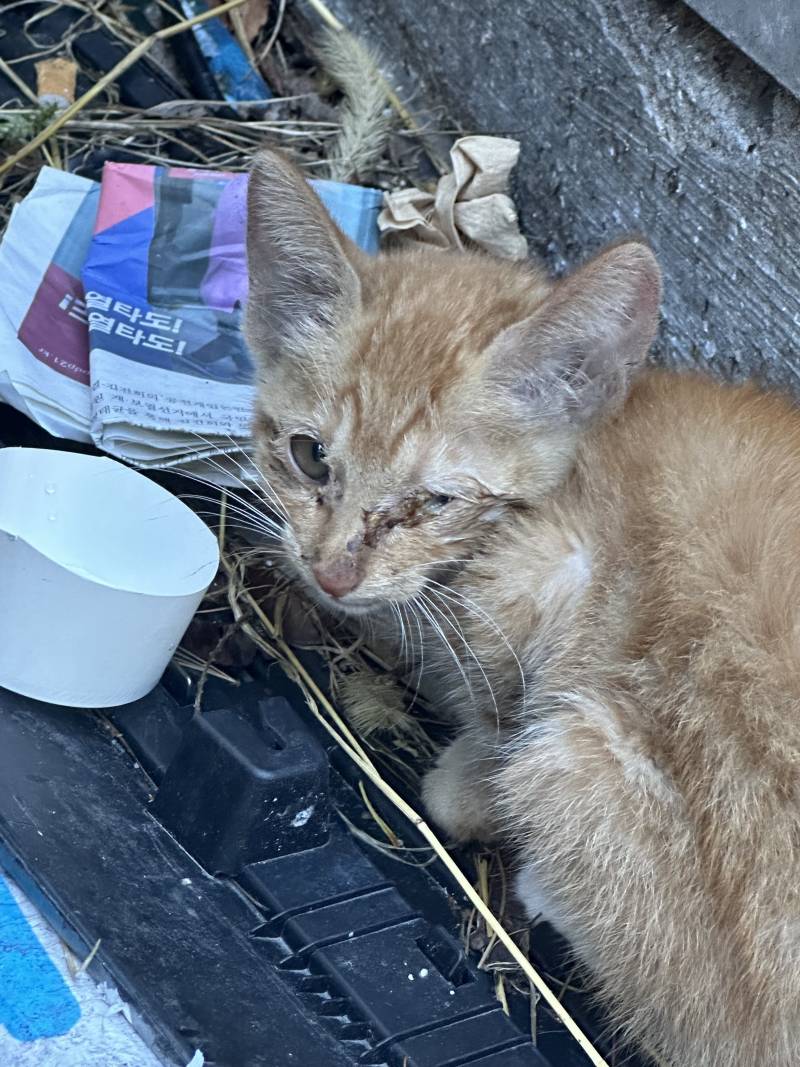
[
  {"left": 80, "top": 163, "right": 382, "bottom": 386},
  {"left": 16, "top": 183, "right": 99, "bottom": 385}
]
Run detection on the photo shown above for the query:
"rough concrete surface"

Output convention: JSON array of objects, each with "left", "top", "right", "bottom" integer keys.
[
  {"left": 327, "top": 0, "right": 800, "bottom": 394},
  {"left": 685, "top": 0, "right": 800, "bottom": 103}
]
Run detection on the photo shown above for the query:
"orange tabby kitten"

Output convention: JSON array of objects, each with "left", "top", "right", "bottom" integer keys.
[{"left": 244, "top": 148, "right": 800, "bottom": 1066}]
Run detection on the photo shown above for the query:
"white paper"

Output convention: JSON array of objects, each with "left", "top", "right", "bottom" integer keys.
[{"left": 0, "top": 168, "right": 94, "bottom": 441}]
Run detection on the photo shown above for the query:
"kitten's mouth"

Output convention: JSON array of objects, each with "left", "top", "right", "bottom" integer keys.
[
  {"left": 329, "top": 598, "right": 379, "bottom": 617},
  {"left": 305, "top": 582, "right": 382, "bottom": 617}
]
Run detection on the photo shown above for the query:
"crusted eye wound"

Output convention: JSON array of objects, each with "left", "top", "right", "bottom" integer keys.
[{"left": 361, "top": 490, "right": 452, "bottom": 547}]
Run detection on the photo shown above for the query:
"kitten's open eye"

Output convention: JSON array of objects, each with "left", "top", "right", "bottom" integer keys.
[{"left": 289, "top": 435, "right": 329, "bottom": 482}]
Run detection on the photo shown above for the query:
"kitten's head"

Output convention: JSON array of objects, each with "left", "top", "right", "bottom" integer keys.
[{"left": 245, "top": 149, "right": 660, "bottom": 615}]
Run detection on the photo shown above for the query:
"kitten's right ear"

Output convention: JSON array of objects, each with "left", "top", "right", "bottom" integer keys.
[{"left": 245, "top": 149, "right": 365, "bottom": 362}]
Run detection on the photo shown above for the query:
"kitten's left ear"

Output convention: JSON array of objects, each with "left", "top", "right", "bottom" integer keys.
[
  {"left": 245, "top": 148, "right": 367, "bottom": 362},
  {"left": 487, "top": 240, "right": 661, "bottom": 424}
]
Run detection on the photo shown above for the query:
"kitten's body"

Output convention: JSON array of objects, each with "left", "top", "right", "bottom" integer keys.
[
  {"left": 245, "top": 150, "right": 800, "bottom": 1066},
  {"left": 425, "top": 371, "right": 800, "bottom": 1064}
]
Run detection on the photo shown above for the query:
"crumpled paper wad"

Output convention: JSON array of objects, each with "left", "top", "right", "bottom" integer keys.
[{"left": 378, "top": 135, "right": 528, "bottom": 260}]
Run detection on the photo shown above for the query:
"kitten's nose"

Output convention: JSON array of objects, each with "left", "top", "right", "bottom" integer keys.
[{"left": 312, "top": 557, "right": 361, "bottom": 598}]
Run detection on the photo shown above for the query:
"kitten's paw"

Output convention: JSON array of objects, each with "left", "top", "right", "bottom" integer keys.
[
  {"left": 421, "top": 734, "right": 499, "bottom": 844},
  {"left": 514, "top": 861, "right": 562, "bottom": 928}
]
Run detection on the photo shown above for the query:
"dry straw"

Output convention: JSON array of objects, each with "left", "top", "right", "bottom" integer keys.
[{"left": 0, "top": 0, "right": 253, "bottom": 180}]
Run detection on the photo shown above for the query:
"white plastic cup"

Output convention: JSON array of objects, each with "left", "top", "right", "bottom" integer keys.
[{"left": 0, "top": 447, "right": 219, "bottom": 707}]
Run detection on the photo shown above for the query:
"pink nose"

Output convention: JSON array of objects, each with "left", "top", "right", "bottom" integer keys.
[{"left": 312, "top": 557, "right": 361, "bottom": 598}]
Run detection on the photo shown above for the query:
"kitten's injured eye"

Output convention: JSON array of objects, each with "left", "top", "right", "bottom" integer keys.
[
  {"left": 289, "top": 435, "right": 329, "bottom": 482},
  {"left": 424, "top": 494, "right": 453, "bottom": 515}
]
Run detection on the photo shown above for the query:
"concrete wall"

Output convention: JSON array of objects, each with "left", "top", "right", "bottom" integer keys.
[{"left": 328, "top": 0, "right": 800, "bottom": 394}]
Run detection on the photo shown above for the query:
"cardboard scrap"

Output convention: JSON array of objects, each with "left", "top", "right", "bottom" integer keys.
[
  {"left": 35, "top": 58, "right": 77, "bottom": 109},
  {"left": 379, "top": 135, "right": 528, "bottom": 260}
]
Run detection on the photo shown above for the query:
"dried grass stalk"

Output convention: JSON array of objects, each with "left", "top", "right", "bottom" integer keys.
[
  {"left": 0, "top": 0, "right": 253, "bottom": 180},
  {"left": 334, "top": 671, "right": 415, "bottom": 737},
  {"left": 303, "top": 0, "right": 448, "bottom": 175}
]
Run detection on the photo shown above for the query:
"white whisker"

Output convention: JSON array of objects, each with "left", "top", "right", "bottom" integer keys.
[
  {"left": 186, "top": 432, "right": 290, "bottom": 523},
  {"left": 218, "top": 430, "right": 292, "bottom": 522},
  {"left": 422, "top": 588, "right": 501, "bottom": 731},
  {"left": 180, "top": 492, "right": 283, "bottom": 538},
  {"left": 404, "top": 595, "right": 427, "bottom": 704},
  {"left": 390, "top": 601, "right": 408, "bottom": 667},
  {"left": 416, "top": 591, "right": 474, "bottom": 701},
  {"left": 425, "top": 578, "right": 527, "bottom": 705}
]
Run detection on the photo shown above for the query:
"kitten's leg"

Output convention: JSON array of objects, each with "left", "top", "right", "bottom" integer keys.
[{"left": 421, "top": 730, "right": 500, "bottom": 843}]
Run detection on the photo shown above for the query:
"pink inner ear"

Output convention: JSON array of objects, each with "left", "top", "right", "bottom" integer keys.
[
  {"left": 634, "top": 261, "right": 663, "bottom": 327},
  {"left": 487, "top": 241, "right": 661, "bottom": 424},
  {"left": 542, "top": 241, "right": 661, "bottom": 366}
]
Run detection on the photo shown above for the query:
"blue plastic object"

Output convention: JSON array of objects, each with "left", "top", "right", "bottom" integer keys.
[
  {"left": 180, "top": 0, "right": 272, "bottom": 102},
  {"left": 0, "top": 876, "right": 80, "bottom": 1041}
]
